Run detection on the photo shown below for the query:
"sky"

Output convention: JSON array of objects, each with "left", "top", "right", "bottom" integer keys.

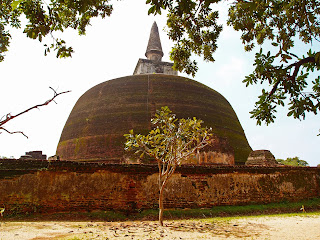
[{"left": 0, "top": 1, "right": 319, "bottom": 166}]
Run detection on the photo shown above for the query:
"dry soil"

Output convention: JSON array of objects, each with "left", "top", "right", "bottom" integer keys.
[{"left": 0, "top": 214, "right": 319, "bottom": 240}]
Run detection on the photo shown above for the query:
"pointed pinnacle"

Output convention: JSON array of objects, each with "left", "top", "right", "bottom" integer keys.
[{"left": 145, "top": 21, "right": 164, "bottom": 61}]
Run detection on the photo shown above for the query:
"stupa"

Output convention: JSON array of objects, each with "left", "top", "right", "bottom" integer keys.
[{"left": 56, "top": 22, "right": 252, "bottom": 165}]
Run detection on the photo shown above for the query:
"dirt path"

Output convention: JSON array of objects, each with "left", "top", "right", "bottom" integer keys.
[{"left": 0, "top": 214, "right": 319, "bottom": 240}]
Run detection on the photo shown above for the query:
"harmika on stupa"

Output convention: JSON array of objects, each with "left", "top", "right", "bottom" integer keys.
[{"left": 56, "top": 22, "right": 252, "bottom": 165}]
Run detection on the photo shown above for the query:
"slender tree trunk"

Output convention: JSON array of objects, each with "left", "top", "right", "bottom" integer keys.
[
  {"left": 158, "top": 165, "right": 176, "bottom": 226},
  {"left": 159, "top": 180, "right": 166, "bottom": 226}
]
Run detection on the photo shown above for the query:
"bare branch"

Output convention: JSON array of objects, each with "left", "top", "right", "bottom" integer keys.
[
  {"left": 268, "top": 56, "right": 316, "bottom": 98},
  {"left": 180, "top": 136, "right": 210, "bottom": 160},
  {"left": 0, "top": 87, "right": 70, "bottom": 138},
  {"left": 0, "top": 127, "right": 28, "bottom": 138},
  {"left": 268, "top": 80, "right": 282, "bottom": 98},
  {"left": 286, "top": 56, "right": 315, "bottom": 81}
]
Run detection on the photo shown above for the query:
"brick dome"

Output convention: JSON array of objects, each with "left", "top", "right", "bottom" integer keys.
[{"left": 56, "top": 74, "right": 251, "bottom": 164}]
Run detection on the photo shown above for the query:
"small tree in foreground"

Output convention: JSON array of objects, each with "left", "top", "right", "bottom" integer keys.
[{"left": 124, "top": 106, "right": 212, "bottom": 226}]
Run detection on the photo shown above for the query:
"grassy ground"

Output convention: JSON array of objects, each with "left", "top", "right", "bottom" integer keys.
[
  {"left": 205, "top": 210, "right": 320, "bottom": 223},
  {"left": 2, "top": 197, "right": 320, "bottom": 222}
]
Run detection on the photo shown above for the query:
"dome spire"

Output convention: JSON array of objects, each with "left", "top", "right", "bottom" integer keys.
[
  {"left": 133, "top": 21, "right": 177, "bottom": 75},
  {"left": 145, "top": 21, "right": 164, "bottom": 62}
]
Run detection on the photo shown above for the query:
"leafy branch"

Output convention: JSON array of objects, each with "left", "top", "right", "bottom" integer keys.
[
  {"left": 229, "top": 0, "right": 320, "bottom": 128},
  {"left": 149, "top": 0, "right": 223, "bottom": 76},
  {"left": 243, "top": 48, "right": 320, "bottom": 125},
  {"left": 1, "top": 0, "right": 113, "bottom": 61}
]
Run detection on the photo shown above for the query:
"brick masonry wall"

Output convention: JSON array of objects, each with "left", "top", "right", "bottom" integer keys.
[{"left": 0, "top": 160, "right": 319, "bottom": 215}]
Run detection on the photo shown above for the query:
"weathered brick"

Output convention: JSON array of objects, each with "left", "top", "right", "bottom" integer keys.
[{"left": 0, "top": 160, "right": 319, "bottom": 215}]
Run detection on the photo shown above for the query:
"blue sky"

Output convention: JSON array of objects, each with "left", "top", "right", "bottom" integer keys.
[{"left": 0, "top": 1, "right": 319, "bottom": 166}]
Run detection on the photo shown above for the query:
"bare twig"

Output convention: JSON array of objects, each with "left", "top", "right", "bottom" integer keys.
[
  {"left": 0, "top": 127, "right": 28, "bottom": 138},
  {"left": 0, "top": 87, "right": 70, "bottom": 138}
]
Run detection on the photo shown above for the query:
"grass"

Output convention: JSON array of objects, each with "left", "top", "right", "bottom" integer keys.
[
  {"left": 2, "top": 198, "right": 320, "bottom": 222},
  {"left": 198, "top": 211, "right": 320, "bottom": 225},
  {"left": 1, "top": 210, "right": 128, "bottom": 222},
  {"left": 137, "top": 197, "right": 320, "bottom": 220}
]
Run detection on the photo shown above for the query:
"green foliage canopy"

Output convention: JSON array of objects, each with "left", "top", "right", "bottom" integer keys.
[
  {"left": 228, "top": 0, "right": 320, "bottom": 126},
  {"left": 146, "top": 0, "right": 223, "bottom": 75},
  {"left": 0, "top": 0, "right": 112, "bottom": 61},
  {"left": 1, "top": 0, "right": 320, "bottom": 128},
  {"left": 276, "top": 157, "right": 309, "bottom": 166}
]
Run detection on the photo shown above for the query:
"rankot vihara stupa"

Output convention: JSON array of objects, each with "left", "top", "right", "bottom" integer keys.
[{"left": 56, "top": 22, "right": 252, "bottom": 165}]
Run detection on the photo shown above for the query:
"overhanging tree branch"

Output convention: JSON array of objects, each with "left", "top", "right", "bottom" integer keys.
[
  {"left": 0, "top": 87, "right": 70, "bottom": 138},
  {"left": 268, "top": 56, "right": 316, "bottom": 98},
  {"left": 287, "top": 56, "right": 315, "bottom": 81},
  {"left": 0, "top": 127, "right": 28, "bottom": 138}
]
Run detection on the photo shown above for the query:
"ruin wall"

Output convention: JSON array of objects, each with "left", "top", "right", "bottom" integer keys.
[{"left": 0, "top": 160, "right": 319, "bottom": 215}]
